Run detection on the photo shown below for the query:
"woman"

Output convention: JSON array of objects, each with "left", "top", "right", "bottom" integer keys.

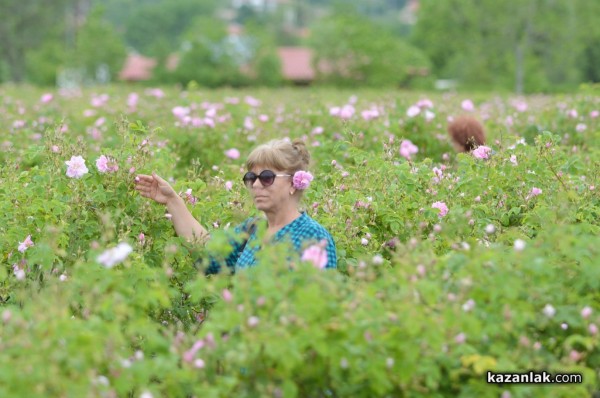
[{"left": 134, "top": 139, "right": 337, "bottom": 274}]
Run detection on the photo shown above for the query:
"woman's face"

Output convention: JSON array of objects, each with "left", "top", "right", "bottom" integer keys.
[{"left": 247, "top": 166, "right": 294, "bottom": 212}]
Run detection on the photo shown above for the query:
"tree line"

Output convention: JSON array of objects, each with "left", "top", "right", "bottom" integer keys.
[{"left": 0, "top": 0, "right": 598, "bottom": 92}]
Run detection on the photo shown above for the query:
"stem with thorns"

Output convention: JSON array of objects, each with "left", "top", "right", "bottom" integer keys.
[{"left": 542, "top": 154, "right": 569, "bottom": 193}]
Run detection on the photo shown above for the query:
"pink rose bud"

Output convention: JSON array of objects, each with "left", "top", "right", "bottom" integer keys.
[
  {"left": 569, "top": 350, "right": 582, "bottom": 362},
  {"left": 2, "top": 309, "right": 12, "bottom": 323},
  {"left": 581, "top": 306, "right": 592, "bottom": 318},
  {"left": 454, "top": 333, "right": 466, "bottom": 344}
]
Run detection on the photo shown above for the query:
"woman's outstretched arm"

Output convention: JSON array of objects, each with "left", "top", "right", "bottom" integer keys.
[{"left": 134, "top": 172, "right": 209, "bottom": 243}]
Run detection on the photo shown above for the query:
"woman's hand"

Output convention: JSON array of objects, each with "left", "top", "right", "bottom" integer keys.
[
  {"left": 134, "top": 173, "right": 177, "bottom": 205},
  {"left": 135, "top": 172, "right": 209, "bottom": 242}
]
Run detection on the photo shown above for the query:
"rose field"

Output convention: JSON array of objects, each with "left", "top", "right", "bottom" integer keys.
[{"left": 1, "top": 84, "right": 599, "bottom": 398}]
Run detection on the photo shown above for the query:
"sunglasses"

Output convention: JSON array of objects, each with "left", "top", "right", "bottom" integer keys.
[{"left": 243, "top": 170, "right": 291, "bottom": 187}]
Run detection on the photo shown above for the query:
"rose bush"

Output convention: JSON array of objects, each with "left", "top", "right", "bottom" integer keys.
[{"left": 0, "top": 86, "right": 599, "bottom": 397}]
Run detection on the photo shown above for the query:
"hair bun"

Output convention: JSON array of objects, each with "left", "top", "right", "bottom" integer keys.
[{"left": 292, "top": 139, "right": 311, "bottom": 167}]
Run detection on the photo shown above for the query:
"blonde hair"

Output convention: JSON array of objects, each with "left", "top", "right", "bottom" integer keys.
[{"left": 246, "top": 139, "right": 311, "bottom": 174}]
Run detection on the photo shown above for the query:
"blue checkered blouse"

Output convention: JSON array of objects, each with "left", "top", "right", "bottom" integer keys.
[{"left": 205, "top": 212, "right": 336, "bottom": 275}]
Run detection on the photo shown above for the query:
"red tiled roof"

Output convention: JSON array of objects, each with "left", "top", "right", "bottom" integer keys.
[
  {"left": 119, "top": 54, "right": 156, "bottom": 81},
  {"left": 277, "top": 47, "right": 315, "bottom": 81},
  {"left": 228, "top": 24, "right": 243, "bottom": 36},
  {"left": 118, "top": 47, "right": 318, "bottom": 82}
]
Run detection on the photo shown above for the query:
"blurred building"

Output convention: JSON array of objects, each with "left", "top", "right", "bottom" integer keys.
[
  {"left": 119, "top": 46, "right": 318, "bottom": 84},
  {"left": 276, "top": 47, "right": 315, "bottom": 83},
  {"left": 119, "top": 1, "right": 422, "bottom": 84},
  {"left": 399, "top": 0, "right": 420, "bottom": 25},
  {"left": 119, "top": 54, "right": 179, "bottom": 81},
  {"left": 119, "top": 54, "right": 156, "bottom": 81},
  {"left": 231, "top": 0, "right": 285, "bottom": 11}
]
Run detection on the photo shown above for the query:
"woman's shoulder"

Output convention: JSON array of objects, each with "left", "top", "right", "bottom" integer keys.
[{"left": 295, "top": 213, "right": 334, "bottom": 239}]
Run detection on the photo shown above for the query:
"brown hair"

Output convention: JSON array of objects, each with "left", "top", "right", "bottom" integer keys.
[
  {"left": 246, "top": 139, "right": 311, "bottom": 174},
  {"left": 447, "top": 115, "right": 486, "bottom": 152}
]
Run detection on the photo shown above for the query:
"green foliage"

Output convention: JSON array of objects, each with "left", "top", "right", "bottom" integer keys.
[
  {"left": 243, "top": 22, "right": 283, "bottom": 87},
  {"left": 122, "top": 0, "right": 219, "bottom": 55},
  {"left": 72, "top": 6, "right": 127, "bottom": 83},
  {"left": 309, "top": 10, "right": 430, "bottom": 88},
  {"left": 1, "top": 86, "right": 600, "bottom": 396},
  {"left": 412, "top": 0, "right": 600, "bottom": 93},
  {"left": 25, "top": 38, "right": 69, "bottom": 86},
  {"left": 172, "top": 17, "right": 249, "bottom": 88},
  {"left": 0, "top": 0, "right": 72, "bottom": 82},
  {"left": 5, "top": 0, "right": 600, "bottom": 91}
]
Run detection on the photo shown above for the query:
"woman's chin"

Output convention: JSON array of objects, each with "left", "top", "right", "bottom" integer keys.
[{"left": 253, "top": 199, "right": 268, "bottom": 210}]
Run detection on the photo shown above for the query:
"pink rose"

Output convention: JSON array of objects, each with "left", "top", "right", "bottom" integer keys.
[
  {"left": 461, "top": 99, "right": 475, "bottom": 111},
  {"left": 406, "top": 105, "right": 420, "bottom": 118},
  {"left": 526, "top": 187, "right": 542, "bottom": 200},
  {"left": 40, "top": 93, "right": 53, "bottom": 103},
  {"left": 301, "top": 243, "right": 328, "bottom": 269},
  {"left": 293, "top": 171, "right": 313, "bottom": 190},
  {"left": 243, "top": 117, "right": 254, "bottom": 130},
  {"left": 416, "top": 99, "right": 433, "bottom": 109},
  {"left": 399, "top": 140, "right": 418, "bottom": 160},
  {"left": 18, "top": 235, "right": 34, "bottom": 253},
  {"left": 222, "top": 289, "right": 233, "bottom": 302},
  {"left": 581, "top": 306, "right": 593, "bottom": 318},
  {"left": 339, "top": 104, "right": 355, "bottom": 119},
  {"left": 472, "top": 146, "right": 492, "bottom": 159},
  {"left": 96, "top": 155, "right": 118, "bottom": 173},
  {"left": 432, "top": 201, "right": 449, "bottom": 217},
  {"left": 224, "top": 148, "right": 240, "bottom": 159},
  {"left": 361, "top": 109, "right": 379, "bottom": 121},
  {"left": 172, "top": 106, "right": 189, "bottom": 119},
  {"left": 65, "top": 155, "right": 89, "bottom": 178},
  {"left": 96, "top": 155, "right": 108, "bottom": 173}
]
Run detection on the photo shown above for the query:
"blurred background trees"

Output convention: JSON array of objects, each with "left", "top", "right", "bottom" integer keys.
[
  {"left": 0, "top": 0, "right": 599, "bottom": 92},
  {"left": 0, "top": 0, "right": 73, "bottom": 82},
  {"left": 122, "top": 0, "right": 219, "bottom": 56},
  {"left": 309, "top": 8, "right": 430, "bottom": 88},
  {"left": 412, "top": 0, "right": 600, "bottom": 93}
]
